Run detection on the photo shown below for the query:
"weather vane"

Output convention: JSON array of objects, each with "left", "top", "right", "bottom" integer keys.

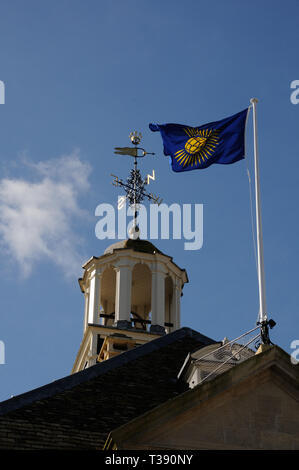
[{"left": 112, "top": 131, "right": 162, "bottom": 239}]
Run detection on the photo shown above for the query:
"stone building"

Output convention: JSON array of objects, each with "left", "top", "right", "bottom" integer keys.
[{"left": 0, "top": 239, "right": 298, "bottom": 450}]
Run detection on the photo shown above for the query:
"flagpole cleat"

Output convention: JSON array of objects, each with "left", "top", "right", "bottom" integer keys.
[{"left": 256, "top": 318, "right": 276, "bottom": 345}]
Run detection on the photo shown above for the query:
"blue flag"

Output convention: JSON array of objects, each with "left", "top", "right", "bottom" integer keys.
[{"left": 149, "top": 108, "right": 249, "bottom": 173}]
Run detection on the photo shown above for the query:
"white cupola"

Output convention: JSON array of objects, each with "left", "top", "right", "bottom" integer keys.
[{"left": 72, "top": 239, "right": 188, "bottom": 373}]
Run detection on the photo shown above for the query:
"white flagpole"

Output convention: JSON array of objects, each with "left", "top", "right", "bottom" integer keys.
[{"left": 250, "top": 98, "right": 267, "bottom": 324}]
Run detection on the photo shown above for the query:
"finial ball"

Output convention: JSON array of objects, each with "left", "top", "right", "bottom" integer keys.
[{"left": 129, "top": 225, "right": 140, "bottom": 240}]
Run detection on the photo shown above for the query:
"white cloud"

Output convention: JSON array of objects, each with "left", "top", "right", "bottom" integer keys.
[{"left": 0, "top": 150, "right": 91, "bottom": 278}]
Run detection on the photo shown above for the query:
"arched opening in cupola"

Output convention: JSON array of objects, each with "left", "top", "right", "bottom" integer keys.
[{"left": 131, "top": 263, "right": 152, "bottom": 331}]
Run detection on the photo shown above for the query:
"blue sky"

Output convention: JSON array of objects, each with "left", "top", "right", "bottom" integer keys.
[{"left": 0, "top": 0, "right": 298, "bottom": 401}]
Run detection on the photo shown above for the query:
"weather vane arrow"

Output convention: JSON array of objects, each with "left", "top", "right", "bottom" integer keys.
[{"left": 114, "top": 147, "right": 155, "bottom": 158}]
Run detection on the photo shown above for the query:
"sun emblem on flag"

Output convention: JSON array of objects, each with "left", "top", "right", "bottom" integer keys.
[{"left": 174, "top": 127, "right": 220, "bottom": 167}]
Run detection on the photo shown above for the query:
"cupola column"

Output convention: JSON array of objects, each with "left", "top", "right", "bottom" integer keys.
[
  {"left": 171, "top": 278, "right": 182, "bottom": 330},
  {"left": 83, "top": 291, "right": 89, "bottom": 332},
  {"left": 88, "top": 269, "right": 102, "bottom": 325},
  {"left": 114, "top": 261, "right": 133, "bottom": 328},
  {"left": 150, "top": 262, "right": 166, "bottom": 334}
]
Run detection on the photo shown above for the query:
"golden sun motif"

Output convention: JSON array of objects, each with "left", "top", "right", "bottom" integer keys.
[{"left": 174, "top": 127, "right": 220, "bottom": 167}]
